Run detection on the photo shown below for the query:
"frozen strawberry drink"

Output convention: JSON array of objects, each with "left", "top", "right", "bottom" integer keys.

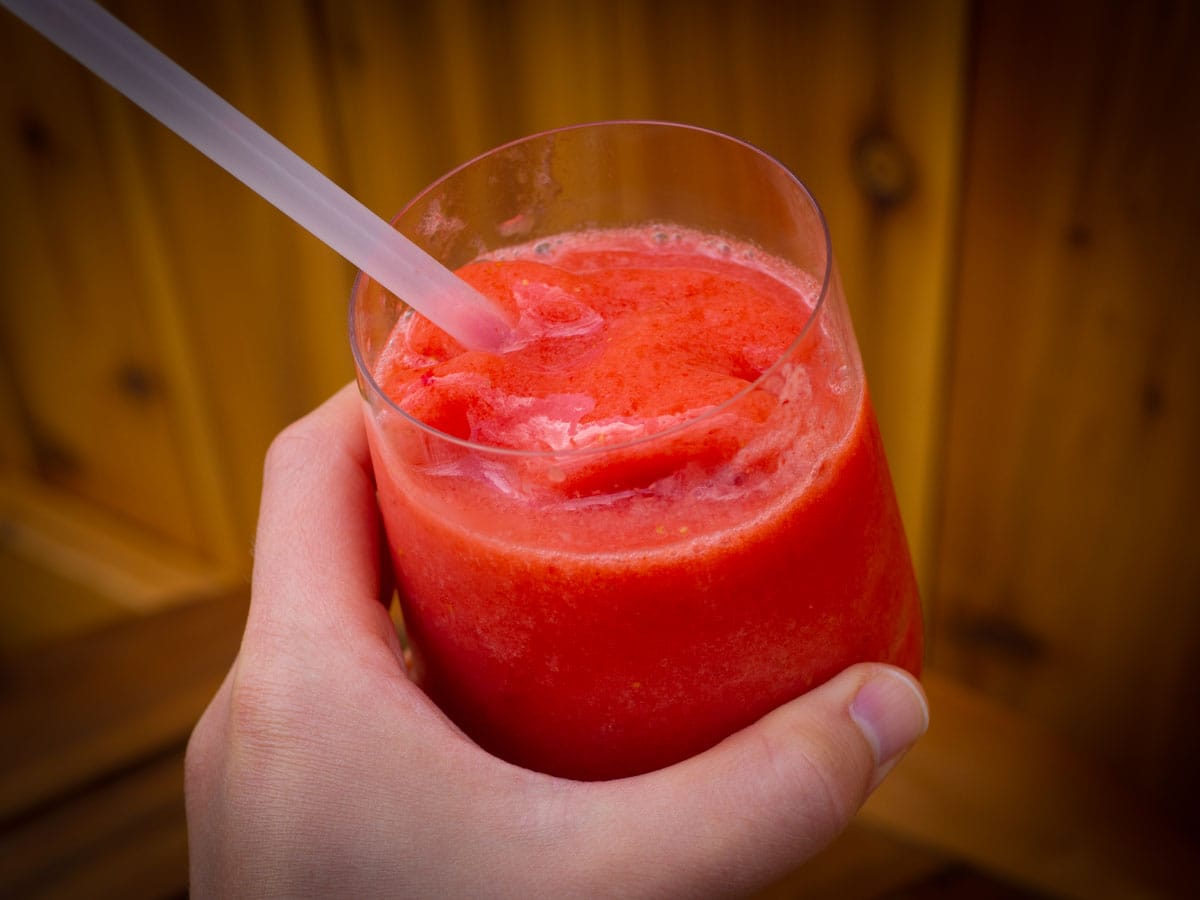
[{"left": 350, "top": 123, "right": 922, "bottom": 780}]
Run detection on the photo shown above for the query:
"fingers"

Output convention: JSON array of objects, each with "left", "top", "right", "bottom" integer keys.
[
  {"left": 244, "top": 383, "right": 401, "bottom": 666},
  {"left": 203, "top": 383, "right": 931, "bottom": 899},
  {"left": 849, "top": 665, "right": 932, "bottom": 791},
  {"left": 564, "top": 664, "right": 929, "bottom": 898}
]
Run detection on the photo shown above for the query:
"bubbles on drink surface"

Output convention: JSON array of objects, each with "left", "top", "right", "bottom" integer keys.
[
  {"left": 504, "top": 280, "right": 605, "bottom": 351},
  {"left": 373, "top": 224, "right": 860, "bottom": 519}
]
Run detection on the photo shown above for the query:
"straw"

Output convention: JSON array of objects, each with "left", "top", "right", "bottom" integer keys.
[{"left": 1, "top": 0, "right": 512, "bottom": 351}]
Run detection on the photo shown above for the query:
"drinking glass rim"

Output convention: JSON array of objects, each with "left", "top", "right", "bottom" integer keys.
[{"left": 348, "top": 119, "right": 834, "bottom": 461}]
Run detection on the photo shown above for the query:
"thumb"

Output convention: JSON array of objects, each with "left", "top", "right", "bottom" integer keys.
[{"left": 569, "top": 664, "right": 929, "bottom": 898}]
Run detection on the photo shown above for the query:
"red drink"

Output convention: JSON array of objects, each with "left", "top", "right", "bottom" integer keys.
[{"left": 351, "top": 124, "right": 922, "bottom": 781}]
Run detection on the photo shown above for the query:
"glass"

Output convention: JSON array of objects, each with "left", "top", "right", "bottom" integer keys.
[{"left": 350, "top": 122, "right": 922, "bottom": 781}]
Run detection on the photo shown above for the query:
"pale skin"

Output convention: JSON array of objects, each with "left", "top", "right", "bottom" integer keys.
[{"left": 185, "top": 384, "right": 929, "bottom": 899}]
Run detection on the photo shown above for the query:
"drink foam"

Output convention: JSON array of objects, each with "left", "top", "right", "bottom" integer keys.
[{"left": 372, "top": 224, "right": 861, "bottom": 550}]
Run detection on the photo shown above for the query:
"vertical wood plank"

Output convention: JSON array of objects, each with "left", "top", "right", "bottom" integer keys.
[
  {"left": 99, "top": 0, "right": 354, "bottom": 547},
  {"left": 428, "top": 0, "right": 511, "bottom": 163},
  {"left": 507, "top": 0, "right": 634, "bottom": 129},
  {"left": 0, "top": 349, "right": 32, "bottom": 469},
  {"left": 93, "top": 88, "right": 244, "bottom": 572},
  {"left": 232, "top": 0, "right": 357, "bottom": 401},
  {"left": 842, "top": 2, "right": 967, "bottom": 591},
  {"left": 0, "top": 12, "right": 204, "bottom": 551},
  {"left": 316, "top": 0, "right": 465, "bottom": 215},
  {"left": 933, "top": 0, "right": 1200, "bottom": 829}
]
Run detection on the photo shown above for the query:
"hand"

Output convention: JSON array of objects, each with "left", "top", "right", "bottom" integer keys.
[{"left": 184, "top": 384, "right": 929, "bottom": 899}]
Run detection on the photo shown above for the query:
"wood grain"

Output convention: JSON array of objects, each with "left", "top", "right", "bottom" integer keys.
[
  {"left": 931, "top": 0, "right": 1200, "bottom": 830},
  {"left": 0, "top": 474, "right": 228, "bottom": 653},
  {"left": 2, "top": 0, "right": 960, "bottom": 602},
  {"left": 0, "top": 749, "right": 189, "bottom": 900},
  {"left": 6, "top": 0, "right": 1196, "bottom": 893},
  {"left": 864, "top": 674, "right": 1200, "bottom": 899},
  {"left": 0, "top": 589, "right": 245, "bottom": 898},
  {"left": 0, "top": 12, "right": 203, "bottom": 550},
  {"left": 101, "top": 0, "right": 356, "bottom": 548},
  {"left": 754, "top": 820, "right": 954, "bottom": 899},
  {"left": 0, "top": 590, "right": 246, "bottom": 824}
]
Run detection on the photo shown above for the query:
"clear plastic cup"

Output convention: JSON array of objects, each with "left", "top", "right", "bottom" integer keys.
[{"left": 350, "top": 122, "right": 922, "bottom": 780}]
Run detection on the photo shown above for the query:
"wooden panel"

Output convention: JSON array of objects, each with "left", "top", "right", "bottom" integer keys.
[
  {"left": 0, "top": 12, "right": 205, "bottom": 551},
  {"left": 755, "top": 821, "right": 954, "bottom": 899},
  {"left": 0, "top": 352, "right": 31, "bottom": 469},
  {"left": 0, "top": 474, "right": 228, "bottom": 654},
  {"left": 0, "top": 749, "right": 189, "bottom": 900},
  {"left": 315, "top": 0, "right": 467, "bottom": 213},
  {"left": 1, "top": 0, "right": 961, "bottom": 612},
  {"left": 0, "top": 591, "right": 246, "bottom": 824},
  {"left": 0, "top": 589, "right": 245, "bottom": 899},
  {"left": 99, "top": 0, "right": 355, "bottom": 549},
  {"left": 863, "top": 675, "right": 1200, "bottom": 899},
  {"left": 932, "top": 0, "right": 1200, "bottom": 830},
  {"left": 0, "top": 543, "right": 130, "bottom": 655}
]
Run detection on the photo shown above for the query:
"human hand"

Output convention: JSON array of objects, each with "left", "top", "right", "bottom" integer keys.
[{"left": 184, "top": 384, "right": 929, "bottom": 899}]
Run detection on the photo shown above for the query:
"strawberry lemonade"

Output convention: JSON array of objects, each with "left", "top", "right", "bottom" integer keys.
[{"left": 351, "top": 123, "right": 922, "bottom": 781}]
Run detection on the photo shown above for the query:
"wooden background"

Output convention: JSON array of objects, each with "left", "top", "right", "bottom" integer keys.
[{"left": 2, "top": 0, "right": 1198, "bottom": 896}]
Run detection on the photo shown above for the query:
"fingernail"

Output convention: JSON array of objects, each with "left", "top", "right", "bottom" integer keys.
[{"left": 850, "top": 669, "right": 929, "bottom": 768}]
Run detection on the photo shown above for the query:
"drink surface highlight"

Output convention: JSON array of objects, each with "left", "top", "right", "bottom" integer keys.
[{"left": 365, "top": 225, "right": 922, "bottom": 780}]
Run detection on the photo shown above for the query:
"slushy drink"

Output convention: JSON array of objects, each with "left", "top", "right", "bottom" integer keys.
[{"left": 351, "top": 123, "right": 922, "bottom": 781}]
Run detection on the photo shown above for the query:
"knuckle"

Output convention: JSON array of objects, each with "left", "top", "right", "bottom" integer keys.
[
  {"left": 184, "top": 718, "right": 216, "bottom": 802},
  {"left": 262, "top": 420, "right": 320, "bottom": 482},
  {"left": 225, "top": 667, "right": 303, "bottom": 756}
]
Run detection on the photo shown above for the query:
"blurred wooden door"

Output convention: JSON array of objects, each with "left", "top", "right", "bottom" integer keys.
[
  {"left": 2, "top": 1, "right": 1198, "bottom": 897},
  {"left": 931, "top": 0, "right": 1200, "bottom": 833},
  {"left": 0, "top": 0, "right": 356, "bottom": 652},
  {"left": 0, "top": 0, "right": 960, "bottom": 661}
]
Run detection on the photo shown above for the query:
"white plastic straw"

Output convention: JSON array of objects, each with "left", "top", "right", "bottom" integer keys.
[{"left": 1, "top": 0, "right": 511, "bottom": 351}]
